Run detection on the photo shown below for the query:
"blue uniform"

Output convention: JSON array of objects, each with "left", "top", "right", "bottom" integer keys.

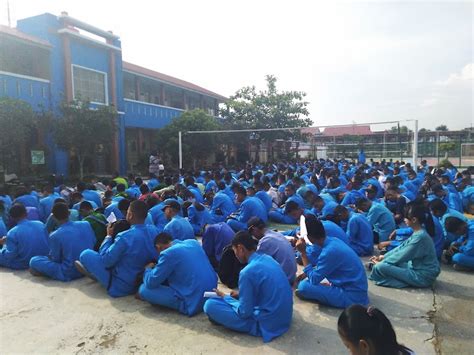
[
  {"left": 297, "top": 237, "right": 369, "bottom": 308},
  {"left": 452, "top": 220, "right": 474, "bottom": 269},
  {"left": 255, "top": 191, "right": 272, "bottom": 212},
  {"left": 14, "top": 194, "right": 39, "bottom": 209},
  {"left": 312, "top": 200, "right": 338, "bottom": 219},
  {"left": 187, "top": 204, "right": 214, "bottom": 235},
  {"left": 268, "top": 194, "right": 304, "bottom": 224},
  {"left": 0, "top": 219, "right": 49, "bottom": 269},
  {"left": 370, "top": 229, "right": 440, "bottom": 288},
  {"left": 202, "top": 222, "right": 234, "bottom": 265},
  {"left": 227, "top": 197, "right": 268, "bottom": 231},
  {"left": 80, "top": 224, "right": 159, "bottom": 297},
  {"left": 39, "top": 193, "right": 60, "bottom": 222},
  {"left": 346, "top": 213, "right": 373, "bottom": 256},
  {"left": 82, "top": 189, "right": 102, "bottom": 207},
  {"left": 139, "top": 239, "right": 217, "bottom": 316},
  {"left": 204, "top": 253, "right": 293, "bottom": 342},
  {"left": 163, "top": 215, "right": 195, "bottom": 240},
  {"left": 0, "top": 219, "right": 6, "bottom": 236},
  {"left": 30, "top": 221, "right": 95, "bottom": 281},
  {"left": 440, "top": 209, "right": 468, "bottom": 245},
  {"left": 73, "top": 200, "right": 98, "bottom": 211},
  {"left": 367, "top": 203, "right": 396, "bottom": 242},
  {"left": 210, "top": 192, "right": 236, "bottom": 222},
  {"left": 257, "top": 230, "right": 297, "bottom": 284}
]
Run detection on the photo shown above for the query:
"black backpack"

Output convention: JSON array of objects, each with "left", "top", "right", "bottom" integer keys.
[{"left": 217, "top": 245, "right": 246, "bottom": 289}]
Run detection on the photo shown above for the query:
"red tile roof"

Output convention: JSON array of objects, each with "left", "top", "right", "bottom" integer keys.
[
  {"left": 122, "top": 61, "right": 226, "bottom": 101},
  {"left": 0, "top": 25, "right": 51, "bottom": 48},
  {"left": 323, "top": 125, "right": 373, "bottom": 137}
]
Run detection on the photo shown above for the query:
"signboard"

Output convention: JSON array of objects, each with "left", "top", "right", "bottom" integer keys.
[{"left": 31, "top": 150, "right": 45, "bottom": 165}]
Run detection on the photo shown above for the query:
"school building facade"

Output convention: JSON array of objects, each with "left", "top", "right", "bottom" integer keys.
[{"left": 0, "top": 12, "right": 225, "bottom": 176}]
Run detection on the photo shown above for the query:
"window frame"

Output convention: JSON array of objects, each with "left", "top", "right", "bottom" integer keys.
[{"left": 71, "top": 64, "right": 109, "bottom": 105}]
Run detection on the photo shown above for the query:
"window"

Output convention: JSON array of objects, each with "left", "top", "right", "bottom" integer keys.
[
  {"left": 42, "top": 86, "right": 47, "bottom": 98},
  {"left": 16, "top": 81, "right": 21, "bottom": 96},
  {"left": 72, "top": 65, "right": 107, "bottom": 104},
  {"left": 29, "top": 83, "right": 33, "bottom": 97}
]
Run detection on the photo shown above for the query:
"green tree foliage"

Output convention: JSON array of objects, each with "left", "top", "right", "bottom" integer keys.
[
  {"left": 435, "top": 125, "right": 449, "bottom": 131},
  {"left": 0, "top": 97, "right": 37, "bottom": 173},
  {"left": 156, "top": 109, "right": 221, "bottom": 168},
  {"left": 220, "top": 75, "right": 311, "bottom": 161},
  {"left": 53, "top": 100, "right": 117, "bottom": 179},
  {"left": 389, "top": 125, "right": 412, "bottom": 134}
]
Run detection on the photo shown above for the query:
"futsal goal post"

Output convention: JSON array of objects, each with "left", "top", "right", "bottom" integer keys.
[{"left": 178, "top": 119, "right": 419, "bottom": 169}]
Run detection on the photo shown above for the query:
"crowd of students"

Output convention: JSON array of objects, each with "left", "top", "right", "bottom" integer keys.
[{"left": 0, "top": 157, "right": 473, "bottom": 348}]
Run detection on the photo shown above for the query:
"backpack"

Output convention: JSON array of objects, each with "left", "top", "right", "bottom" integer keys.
[{"left": 217, "top": 245, "right": 246, "bottom": 289}]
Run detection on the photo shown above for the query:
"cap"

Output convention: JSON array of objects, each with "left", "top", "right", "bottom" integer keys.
[
  {"left": 247, "top": 217, "right": 266, "bottom": 230},
  {"left": 161, "top": 199, "right": 181, "bottom": 211}
]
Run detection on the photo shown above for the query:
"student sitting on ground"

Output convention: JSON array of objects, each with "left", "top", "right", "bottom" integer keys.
[
  {"left": 332, "top": 205, "right": 374, "bottom": 256},
  {"left": 442, "top": 217, "right": 474, "bottom": 271},
  {"left": 369, "top": 202, "right": 441, "bottom": 288},
  {"left": 226, "top": 185, "right": 268, "bottom": 232},
  {"left": 137, "top": 232, "right": 217, "bottom": 316},
  {"left": 338, "top": 304, "right": 413, "bottom": 355},
  {"left": 162, "top": 200, "right": 195, "bottom": 240},
  {"left": 77, "top": 201, "right": 158, "bottom": 297},
  {"left": 201, "top": 222, "right": 235, "bottom": 269},
  {"left": 295, "top": 215, "right": 369, "bottom": 308},
  {"left": 356, "top": 198, "right": 396, "bottom": 243},
  {"left": 29, "top": 203, "right": 95, "bottom": 281},
  {"left": 268, "top": 184, "right": 305, "bottom": 224},
  {"left": 247, "top": 217, "right": 297, "bottom": 284},
  {"left": 0, "top": 204, "right": 49, "bottom": 270},
  {"left": 79, "top": 201, "right": 107, "bottom": 251},
  {"left": 204, "top": 231, "right": 293, "bottom": 343}
]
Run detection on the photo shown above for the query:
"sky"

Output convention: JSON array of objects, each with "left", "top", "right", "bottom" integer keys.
[{"left": 1, "top": 0, "right": 473, "bottom": 131}]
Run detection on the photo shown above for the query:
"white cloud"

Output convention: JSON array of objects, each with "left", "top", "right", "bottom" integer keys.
[{"left": 436, "top": 62, "right": 474, "bottom": 87}]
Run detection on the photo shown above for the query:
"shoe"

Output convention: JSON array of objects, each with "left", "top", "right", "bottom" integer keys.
[
  {"left": 441, "top": 250, "right": 451, "bottom": 264},
  {"left": 453, "top": 264, "right": 472, "bottom": 272},
  {"left": 29, "top": 268, "right": 43, "bottom": 277},
  {"left": 74, "top": 260, "right": 97, "bottom": 281}
]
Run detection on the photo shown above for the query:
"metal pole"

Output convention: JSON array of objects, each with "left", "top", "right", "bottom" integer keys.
[
  {"left": 178, "top": 131, "right": 183, "bottom": 170},
  {"left": 436, "top": 131, "right": 440, "bottom": 165},
  {"left": 412, "top": 119, "right": 418, "bottom": 166}
]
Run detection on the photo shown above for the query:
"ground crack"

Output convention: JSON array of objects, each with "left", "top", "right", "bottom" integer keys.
[{"left": 424, "top": 285, "right": 441, "bottom": 355}]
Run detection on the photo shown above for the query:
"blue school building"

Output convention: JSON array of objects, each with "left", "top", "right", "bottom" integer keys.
[{"left": 0, "top": 12, "right": 225, "bottom": 176}]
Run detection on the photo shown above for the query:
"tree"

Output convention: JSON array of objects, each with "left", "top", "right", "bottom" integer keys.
[
  {"left": 220, "top": 75, "right": 311, "bottom": 162},
  {"left": 156, "top": 109, "right": 221, "bottom": 168},
  {"left": 439, "top": 141, "right": 456, "bottom": 159},
  {"left": 53, "top": 100, "right": 117, "bottom": 179},
  {"left": 389, "top": 125, "right": 412, "bottom": 134},
  {"left": 435, "top": 125, "right": 449, "bottom": 131},
  {"left": 418, "top": 128, "right": 430, "bottom": 133},
  {"left": 0, "top": 97, "right": 37, "bottom": 174}
]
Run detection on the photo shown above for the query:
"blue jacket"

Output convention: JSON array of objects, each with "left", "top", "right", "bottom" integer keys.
[
  {"left": 303, "top": 237, "right": 369, "bottom": 305},
  {"left": 143, "top": 239, "right": 217, "bottom": 316},
  {"left": 0, "top": 219, "right": 49, "bottom": 269},
  {"left": 223, "top": 253, "right": 293, "bottom": 342},
  {"left": 346, "top": 213, "right": 373, "bottom": 256},
  {"left": 210, "top": 192, "right": 236, "bottom": 220},
  {"left": 202, "top": 222, "right": 235, "bottom": 263},
  {"left": 234, "top": 197, "right": 268, "bottom": 224},
  {"left": 98, "top": 224, "right": 159, "bottom": 297},
  {"left": 39, "top": 193, "right": 60, "bottom": 221},
  {"left": 255, "top": 191, "right": 272, "bottom": 212},
  {"left": 14, "top": 194, "right": 39, "bottom": 209},
  {"left": 163, "top": 215, "right": 195, "bottom": 240},
  {"left": 49, "top": 221, "right": 96, "bottom": 280}
]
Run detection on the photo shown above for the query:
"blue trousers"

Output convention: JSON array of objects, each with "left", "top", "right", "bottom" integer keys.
[
  {"left": 0, "top": 255, "right": 27, "bottom": 270},
  {"left": 452, "top": 253, "right": 474, "bottom": 269},
  {"left": 138, "top": 284, "right": 183, "bottom": 313},
  {"left": 80, "top": 249, "right": 135, "bottom": 297},
  {"left": 203, "top": 298, "right": 258, "bottom": 336},
  {"left": 296, "top": 279, "right": 369, "bottom": 308},
  {"left": 29, "top": 256, "right": 78, "bottom": 282},
  {"left": 369, "top": 262, "right": 433, "bottom": 288},
  {"left": 268, "top": 210, "right": 296, "bottom": 224},
  {"left": 227, "top": 219, "right": 247, "bottom": 232}
]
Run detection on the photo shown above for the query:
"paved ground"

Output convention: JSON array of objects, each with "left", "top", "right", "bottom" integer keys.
[{"left": 1, "top": 262, "right": 472, "bottom": 354}]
